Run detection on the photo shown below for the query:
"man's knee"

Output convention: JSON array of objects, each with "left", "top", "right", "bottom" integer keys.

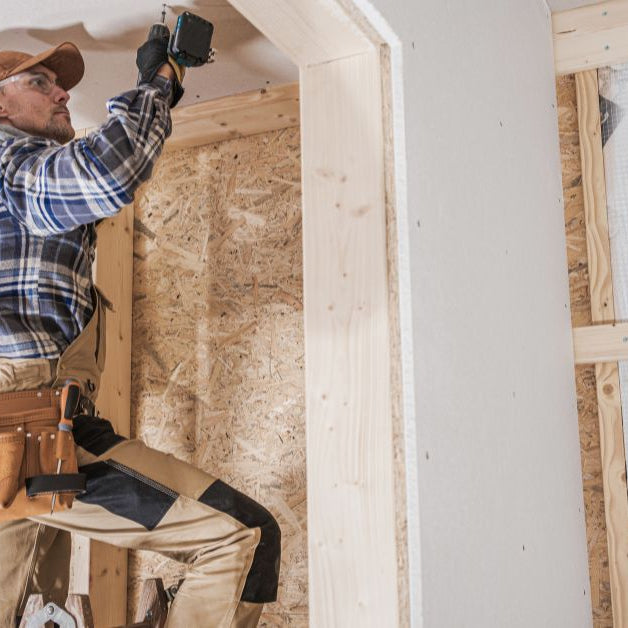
[{"left": 198, "top": 480, "right": 281, "bottom": 603}]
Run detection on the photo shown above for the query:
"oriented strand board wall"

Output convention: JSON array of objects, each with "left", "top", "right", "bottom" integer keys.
[
  {"left": 126, "top": 126, "right": 306, "bottom": 625},
  {"left": 557, "top": 73, "right": 613, "bottom": 627}
]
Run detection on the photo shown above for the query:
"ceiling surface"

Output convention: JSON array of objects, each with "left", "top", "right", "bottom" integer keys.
[{"left": 2, "top": 0, "right": 298, "bottom": 129}]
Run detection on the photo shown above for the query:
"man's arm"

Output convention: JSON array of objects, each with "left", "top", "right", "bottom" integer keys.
[{"left": 0, "top": 74, "right": 173, "bottom": 237}]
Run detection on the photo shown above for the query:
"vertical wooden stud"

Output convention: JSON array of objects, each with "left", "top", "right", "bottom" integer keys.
[
  {"left": 301, "top": 49, "right": 399, "bottom": 626},
  {"left": 576, "top": 69, "right": 628, "bottom": 626}
]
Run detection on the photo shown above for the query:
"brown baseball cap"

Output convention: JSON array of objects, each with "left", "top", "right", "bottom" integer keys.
[{"left": 0, "top": 42, "right": 84, "bottom": 91}]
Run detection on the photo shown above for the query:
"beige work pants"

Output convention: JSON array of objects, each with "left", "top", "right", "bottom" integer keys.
[{"left": 0, "top": 358, "right": 280, "bottom": 627}]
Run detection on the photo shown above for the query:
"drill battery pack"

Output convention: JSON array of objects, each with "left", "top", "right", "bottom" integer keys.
[{"left": 169, "top": 11, "right": 214, "bottom": 67}]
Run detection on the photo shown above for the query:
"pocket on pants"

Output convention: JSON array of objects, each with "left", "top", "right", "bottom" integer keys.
[{"left": 0, "top": 431, "right": 25, "bottom": 508}]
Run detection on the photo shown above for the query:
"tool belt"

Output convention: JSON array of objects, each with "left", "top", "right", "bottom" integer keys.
[
  {"left": 0, "top": 287, "right": 109, "bottom": 521},
  {"left": 0, "top": 388, "right": 85, "bottom": 521}
]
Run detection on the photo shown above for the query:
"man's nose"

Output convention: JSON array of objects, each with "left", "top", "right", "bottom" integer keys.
[{"left": 52, "top": 85, "right": 70, "bottom": 104}]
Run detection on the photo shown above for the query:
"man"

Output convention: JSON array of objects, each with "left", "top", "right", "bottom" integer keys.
[{"left": 0, "top": 39, "right": 280, "bottom": 626}]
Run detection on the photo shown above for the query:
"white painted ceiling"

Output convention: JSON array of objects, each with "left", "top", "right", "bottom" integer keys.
[{"left": 2, "top": 0, "right": 298, "bottom": 129}]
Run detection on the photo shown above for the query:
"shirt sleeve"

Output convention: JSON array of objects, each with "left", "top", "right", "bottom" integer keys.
[{"left": 0, "top": 77, "right": 173, "bottom": 236}]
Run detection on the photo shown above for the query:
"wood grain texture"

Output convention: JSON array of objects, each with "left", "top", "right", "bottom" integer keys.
[
  {"left": 576, "top": 71, "right": 614, "bottom": 324},
  {"left": 553, "top": 0, "right": 628, "bottom": 74},
  {"left": 76, "top": 83, "right": 300, "bottom": 155},
  {"left": 166, "top": 83, "right": 300, "bottom": 153},
  {"left": 577, "top": 69, "right": 628, "bottom": 627},
  {"left": 595, "top": 360, "right": 628, "bottom": 627},
  {"left": 301, "top": 50, "right": 398, "bottom": 626},
  {"left": 84, "top": 204, "right": 134, "bottom": 625},
  {"left": 226, "top": 0, "right": 372, "bottom": 66},
  {"left": 573, "top": 322, "right": 628, "bottom": 363}
]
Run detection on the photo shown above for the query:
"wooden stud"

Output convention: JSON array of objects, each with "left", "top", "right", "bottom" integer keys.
[
  {"left": 72, "top": 203, "right": 134, "bottom": 625},
  {"left": 576, "top": 70, "right": 614, "bottom": 324},
  {"left": 301, "top": 49, "right": 398, "bottom": 626},
  {"left": 553, "top": 0, "right": 628, "bottom": 75},
  {"left": 576, "top": 69, "right": 628, "bottom": 626},
  {"left": 573, "top": 322, "right": 628, "bottom": 364}
]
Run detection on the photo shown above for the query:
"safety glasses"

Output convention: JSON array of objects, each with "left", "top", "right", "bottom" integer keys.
[{"left": 0, "top": 72, "right": 62, "bottom": 95}]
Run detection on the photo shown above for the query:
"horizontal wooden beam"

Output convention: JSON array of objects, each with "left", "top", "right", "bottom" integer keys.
[
  {"left": 227, "top": 0, "right": 372, "bottom": 66},
  {"left": 573, "top": 322, "right": 628, "bottom": 364},
  {"left": 553, "top": 0, "right": 628, "bottom": 74},
  {"left": 76, "top": 82, "right": 300, "bottom": 152},
  {"left": 167, "top": 82, "right": 299, "bottom": 152}
]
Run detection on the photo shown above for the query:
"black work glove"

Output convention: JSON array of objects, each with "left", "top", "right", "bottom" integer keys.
[{"left": 136, "top": 37, "right": 185, "bottom": 107}]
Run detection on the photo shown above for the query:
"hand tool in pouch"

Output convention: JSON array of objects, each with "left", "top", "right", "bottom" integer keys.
[{"left": 50, "top": 381, "right": 81, "bottom": 514}]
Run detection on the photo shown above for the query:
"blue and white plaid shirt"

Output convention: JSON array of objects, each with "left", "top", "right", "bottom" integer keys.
[{"left": 0, "top": 77, "right": 172, "bottom": 359}]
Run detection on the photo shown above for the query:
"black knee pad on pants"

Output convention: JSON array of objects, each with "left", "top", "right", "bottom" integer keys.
[{"left": 199, "top": 480, "right": 281, "bottom": 603}]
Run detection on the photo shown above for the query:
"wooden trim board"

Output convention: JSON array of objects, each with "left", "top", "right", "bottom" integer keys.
[
  {"left": 553, "top": 0, "right": 628, "bottom": 74},
  {"left": 576, "top": 69, "right": 628, "bottom": 626}
]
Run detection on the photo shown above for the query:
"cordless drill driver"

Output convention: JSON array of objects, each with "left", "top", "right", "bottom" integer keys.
[{"left": 139, "top": 4, "right": 214, "bottom": 105}]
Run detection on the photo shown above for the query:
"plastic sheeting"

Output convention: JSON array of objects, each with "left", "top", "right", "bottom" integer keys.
[{"left": 599, "top": 65, "right": 628, "bottom": 466}]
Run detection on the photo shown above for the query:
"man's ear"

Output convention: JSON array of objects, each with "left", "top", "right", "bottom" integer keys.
[{"left": 0, "top": 96, "right": 14, "bottom": 122}]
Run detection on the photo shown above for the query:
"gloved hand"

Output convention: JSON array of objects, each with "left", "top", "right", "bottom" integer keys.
[{"left": 136, "top": 36, "right": 185, "bottom": 107}]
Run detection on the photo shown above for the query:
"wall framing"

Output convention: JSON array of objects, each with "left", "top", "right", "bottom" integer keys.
[
  {"left": 89, "top": 1, "right": 406, "bottom": 625},
  {"left": 553, "top": 2, "right": 628, "bottom": 625}
]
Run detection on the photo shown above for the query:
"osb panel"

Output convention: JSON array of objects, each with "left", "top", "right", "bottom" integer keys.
[
  {"left": 381, "top": 43, "right": 409, "bottom": 626},
  {"left": 557, "top": 73, "right": 612, "bottom": 627},
  {"left": 127, "top": 126, "right": 307, "bottom": 626}
]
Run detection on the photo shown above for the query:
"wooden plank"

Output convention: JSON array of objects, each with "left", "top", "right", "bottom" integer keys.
[
  {"left": 166, "top": 82, "right": 299, "bottom": 152},
  {"left": 553, "top": 0, "right": 628, "bottom": 75},
  {"left": 77, "top": 83, "right": 300, "bottom": 154},
  {"left": 95, "top": 204, "right": 134, "bottom": 439},
  {"left": 573, "top": 322, "right": 628, "bottom": 363},
  {"left": 594, "top": 361, "right": 628, "bottom": 624},
  {"left": 576, "top": 69, "right": 628, "bottom": 627},
  {"left": 576, "top": 70, "right": 614, "bottom": 323},
  {"left": 226, "top": 0, "right": 372, "bottom": 66},
  {"left": 301, "top": 50, "right": 398, "bottom": 626},
  {"left": 73, "top": 203, "right": 134, "bottom": 625}
]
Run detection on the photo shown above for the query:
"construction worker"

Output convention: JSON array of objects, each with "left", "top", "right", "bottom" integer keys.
[{"left": 0, "top": 39, "right": 280, "bottom": 627}]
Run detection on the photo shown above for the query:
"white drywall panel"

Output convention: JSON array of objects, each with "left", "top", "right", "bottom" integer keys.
[
  {"left": 361, "top": 0, "right": 592, "bottom": 625},
  {"left": 1, "top": 0, "right": 297, "bottom": 130}
]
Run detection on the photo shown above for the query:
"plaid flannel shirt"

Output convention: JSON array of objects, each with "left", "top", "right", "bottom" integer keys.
[{"left": 0, "top": 77, "right": 172, "bottom": 359}]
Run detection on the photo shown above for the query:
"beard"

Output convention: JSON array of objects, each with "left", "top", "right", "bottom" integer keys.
[
  {"left": 43, "top": 115, "right": 75, "bottom": 144},
  {"left": 18, "top": 114, "right": 75, "bottom": 144}
]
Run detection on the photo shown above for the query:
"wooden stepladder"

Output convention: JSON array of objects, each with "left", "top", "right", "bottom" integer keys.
[{"left": 19, "top": 578, "right": 171, "bottom": 628}]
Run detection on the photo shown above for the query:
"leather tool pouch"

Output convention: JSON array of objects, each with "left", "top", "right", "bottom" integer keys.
[{"left": 0, "top": 389, "right": 85, "bottom": 521}]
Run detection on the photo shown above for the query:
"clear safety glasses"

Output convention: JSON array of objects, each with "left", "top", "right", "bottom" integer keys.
[{"left": 0, "top": 72, "right": 62, "bottom": 95}]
